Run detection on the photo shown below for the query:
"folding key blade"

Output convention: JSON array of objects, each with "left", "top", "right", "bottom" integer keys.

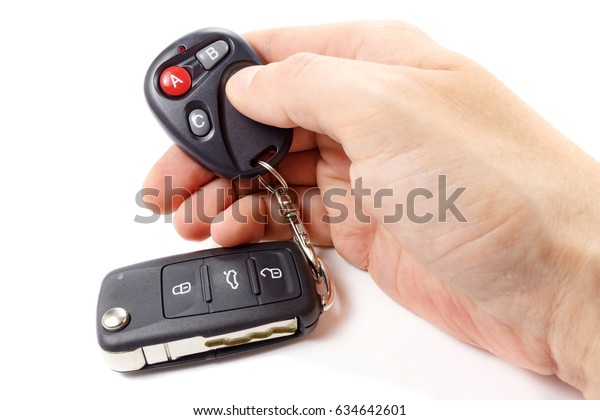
[
  {"left": 144, "top": 28, "right": 293, "bottom": 179},
  {"left": 96, "top": 242, "right": 321, "bottom": 371}
]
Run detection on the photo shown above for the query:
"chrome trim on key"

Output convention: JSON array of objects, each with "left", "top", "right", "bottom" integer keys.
[{"left": 102, "top": 318, "right": 298, "bottom": 372}]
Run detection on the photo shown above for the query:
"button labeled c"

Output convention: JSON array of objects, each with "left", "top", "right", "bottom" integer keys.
[
  {"left": 191, "top": 113, "right": 205, "bottom": 128},
  {"left": 188, "top": 109, "right": 211, "bottom": 137}
]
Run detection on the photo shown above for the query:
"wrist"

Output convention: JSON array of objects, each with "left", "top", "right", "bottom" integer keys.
[{"left": 547, "top": 233, "right": 600, "bottom": 398}]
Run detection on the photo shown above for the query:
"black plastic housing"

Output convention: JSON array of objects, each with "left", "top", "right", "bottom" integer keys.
[
  {"left": 144, "top": 28, "right": 293, "bottom": 179},
  {"left": 96, "top": 241, "right": 321, "bottom": 369}
]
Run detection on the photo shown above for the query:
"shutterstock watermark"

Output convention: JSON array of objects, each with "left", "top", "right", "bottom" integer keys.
[{"left": 134, "top": 175, "right": 467, "bottom": 225}]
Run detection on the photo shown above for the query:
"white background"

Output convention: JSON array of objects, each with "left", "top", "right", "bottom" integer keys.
[{"left": 1, "top": 0, "right": 599, "bottom": 417}]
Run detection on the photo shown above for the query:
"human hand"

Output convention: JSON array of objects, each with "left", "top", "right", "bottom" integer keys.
[{"left": 144, "top": 21, "right": 600, "bottom": 397}]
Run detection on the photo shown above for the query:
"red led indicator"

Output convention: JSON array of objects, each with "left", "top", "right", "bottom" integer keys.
[{"left": 177, "top": 45, "right": 186, "bottom": 53}]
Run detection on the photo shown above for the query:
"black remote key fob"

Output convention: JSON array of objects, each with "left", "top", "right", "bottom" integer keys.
[
  {"left": 96, "top": 241, "right": 322, "bottom": 371},
  {"left": 144, "top": 28, "right": 293, "bottom": 179}
]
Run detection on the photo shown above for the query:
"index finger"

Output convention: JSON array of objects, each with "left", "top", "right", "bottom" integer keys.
[{"left": 143, "top": 145, "right": 215, "bottom": 214}]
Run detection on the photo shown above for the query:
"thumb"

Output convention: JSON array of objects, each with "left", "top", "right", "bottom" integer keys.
[{"left": 225, "top": 52, "right": 402, "bottom": 142}]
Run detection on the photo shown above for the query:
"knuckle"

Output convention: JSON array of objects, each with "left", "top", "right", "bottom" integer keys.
[{"left": 278, "top": 52, "right": 323, "bottom": 81}]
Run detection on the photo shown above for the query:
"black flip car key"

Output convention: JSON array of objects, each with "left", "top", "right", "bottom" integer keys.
[
  {"left": 97, "top": 242, "right": 322, "bottom": 371},
  {"left": 144, "top": 28, "right": 293, "bottom": 179}
]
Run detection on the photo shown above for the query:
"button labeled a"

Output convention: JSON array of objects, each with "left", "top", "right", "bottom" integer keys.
[{"left": 159, "top": 66, "right": 191, "bottom": 97}]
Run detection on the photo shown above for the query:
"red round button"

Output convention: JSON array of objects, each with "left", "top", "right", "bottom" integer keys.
[{"left": 159, "top": 66, "right": 191, "bottom": 96}]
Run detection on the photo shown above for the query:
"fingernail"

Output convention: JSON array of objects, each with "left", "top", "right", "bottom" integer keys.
[{"left": 226, "top": 65, "right": 262, "bottom": 96}]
